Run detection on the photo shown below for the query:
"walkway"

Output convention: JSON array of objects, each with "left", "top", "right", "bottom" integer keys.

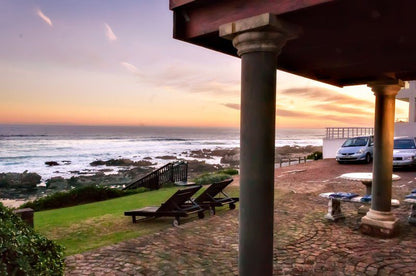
[{"left": 65, "top": 160, "right": 416, "bottom": 275}]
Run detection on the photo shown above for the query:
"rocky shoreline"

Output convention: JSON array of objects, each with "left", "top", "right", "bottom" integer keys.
[{"left": 0, "top": 145, "right": 321, "bottom": 204}]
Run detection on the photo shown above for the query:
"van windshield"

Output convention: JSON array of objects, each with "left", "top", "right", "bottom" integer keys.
[{"left": 342, "top": 137, "right": 368, "bottom": 147}]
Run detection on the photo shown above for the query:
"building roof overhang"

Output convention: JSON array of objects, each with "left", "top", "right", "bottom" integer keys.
[{"left": 170, "top": 0, "right": 416, "bottom": 87}]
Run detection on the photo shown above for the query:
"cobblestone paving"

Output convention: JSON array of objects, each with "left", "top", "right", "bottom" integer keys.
[
  {"left": 65, "top": 199, "right": 416, "bottom": 275},
  {"left": 65, "top": 212, "right": 239, "bottom": 275},
  {"left": 65, "top": 162, "right": 416, "bottom": 275}
]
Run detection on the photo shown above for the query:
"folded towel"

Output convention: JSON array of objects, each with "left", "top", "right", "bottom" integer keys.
[
  {"left": 361, "top": 195, "right": 372, "bottom": 202},
  {"left": 329, "top": 192, "right": 359, "bottom": 199}
]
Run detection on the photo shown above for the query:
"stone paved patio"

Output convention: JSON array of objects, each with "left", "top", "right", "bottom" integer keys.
[{"left": 65, "top": 160, "right": 416, "bottom": 275}]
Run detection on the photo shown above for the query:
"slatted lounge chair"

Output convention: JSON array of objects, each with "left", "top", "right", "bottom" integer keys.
[
  {"left": 194, "top": 178, "right": 239, "bottom": 215},
  {"left": 124, "top": 185, "right": 205, "bottom": 226}
]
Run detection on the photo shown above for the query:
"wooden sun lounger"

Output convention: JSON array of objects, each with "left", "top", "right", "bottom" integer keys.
[
  {"left": 124, "top": 185, "right": 205, "bottom": 226},
  {"left": 194, "top": 179, "right": 239, "bottom": 215}
]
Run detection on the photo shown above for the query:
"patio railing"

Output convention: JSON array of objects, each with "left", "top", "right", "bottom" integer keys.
[
  {"left": 277, "top": 156, "right": 308, "bottom": 168},
  {"left": 123, "top": 161, "right": 188, "bottom": 190},
  {"left": 325, "top": 127, "right": 374, "bottom": 139}
]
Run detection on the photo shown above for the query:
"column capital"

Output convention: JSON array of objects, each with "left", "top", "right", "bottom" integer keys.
[
  {"left": 367, "top": 79, "right": 405, "bottom": 97},
  {"left": 219, "top": 13, "right": 300, "bottom": 56}
]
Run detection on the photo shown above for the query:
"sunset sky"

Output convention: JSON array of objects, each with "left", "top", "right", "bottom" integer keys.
[{"left": 0, "top": 1, "right": 409, "bottom": 128}]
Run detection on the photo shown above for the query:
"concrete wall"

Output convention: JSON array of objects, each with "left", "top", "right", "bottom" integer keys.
[
  {"left": 395, "top": 122, "right": 416, "bottom": 137},
  {"left": 323, "top": 138, "right": 345, "bottom": 159}
]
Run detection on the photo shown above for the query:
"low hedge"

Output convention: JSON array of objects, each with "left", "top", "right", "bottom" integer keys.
[
  {"left": 193, "top": 173, "right": 234, "bottom": 185},
  {"left": 307, "top": 151, "right": 323, "bottom": 160},
  {"left": 20, "top": 185, "right": 147, "bottom": 212},
  {"left": 217, "top": 168, "right": 239, "bottom": 176},
  {"left": 0, "top": 203, "right": 64, "bottom": 275}
]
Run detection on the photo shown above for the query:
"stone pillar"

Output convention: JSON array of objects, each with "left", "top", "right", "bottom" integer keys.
[
  {"left": 13, "top": 208, "right": 34, "bottom": 227},
  {"left": 361, "top": 79, "right": 404, "bottom": 237},
  {"left": 220, "top": 13, "right": 298, "bottom": 276}
]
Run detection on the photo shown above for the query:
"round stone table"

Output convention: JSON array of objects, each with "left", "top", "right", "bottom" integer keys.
[{"left": 339, "top": 172, "right": 401, "bottom": 195}]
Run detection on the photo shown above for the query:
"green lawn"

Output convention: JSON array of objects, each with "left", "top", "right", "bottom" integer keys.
[{"left": 35, "top": 186, "right": 239, "bottom": 256}]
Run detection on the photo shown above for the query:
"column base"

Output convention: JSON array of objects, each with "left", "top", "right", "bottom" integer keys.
[{"left": 360, "top": 209, "right": 399, "bottom": 238}]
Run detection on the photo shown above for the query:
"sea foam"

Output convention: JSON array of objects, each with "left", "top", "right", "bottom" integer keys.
[{"left": 0, "top": 125, "right": 323, "bottom": 180}]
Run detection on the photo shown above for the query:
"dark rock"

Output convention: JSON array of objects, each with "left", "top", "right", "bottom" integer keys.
[
  {"left": 90, "top": 160, "right": 106, "bottom": 166},
  {"left": 119, "top": 166, "right": 152, "bottom": 179},
  {"left": 21, "top": 173, "right": 41, "bottom": 187},
  {"left": 45, "top": 161, "right": 60, "bottom": 166},
  {"left": 98, "top": 168, "right": 113, "bottom": 172},
  {"left": 0, "top": 172, "right": 41, "bottom": 189},
  {"left": 216, "top": 149, "right": 240, "bottom": 166},
  {"left": 134, "top": 160, "right": 154, "bottom": 166},
  {"left": 156, "top": 155, "right": 177, "bottom": 160},
  {"left": 189, "top": 150, "right": 213, "bottom": 159},
  {"left": 211, "top": 148, "right": 239, "bottom": 157},
  {"left": 105, "top": 159, "right": 134, "bottom": 166},
  {"left": 186, "top": 160, "right": 223, "bottom": 178},
  {"left": 90, "top": 158, "right": 143, "bottom": 167},
  {"left": 143, "top": 157, "right": 152, "bottom": 160},
  {"left": 274, "top": 145, "right": 323, "bottom": 161},
  {"left": 46, "top": 177, "right": 67, "bottom": 190}
]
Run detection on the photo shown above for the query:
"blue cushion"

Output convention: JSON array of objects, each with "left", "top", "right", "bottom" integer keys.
[
  {"left": 406, "top": 194, "right": 416, "bottom": 199},
  {"left": 329, "top": 192, "right": 359, "bottom": 199},
  {"left": 360, "top": 195, "right": 372, "bottom": 202}
]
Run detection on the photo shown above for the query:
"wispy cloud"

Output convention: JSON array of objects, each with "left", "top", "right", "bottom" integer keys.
[
  {"left": 276, "top": 108, "right": 371, "bottom": 125},
  {"left": 104, "top": 23, "right": 117, "bottom": 41},
  {"left": 223, "top": 85, "right": 375, "bottom": 115},
  {"left": 36, "top": 8, "right": 53, "bottom": 27},
  {"left": 279, "top": 87, "right": 374, "bottom": 107},
  {"left": 223, "top": 103, "right": 240, "bottom": 110},
  {"left": 312, "top": 104, "right": 373, "bottom": 116},
  {"left": 127, "top": 61, "right": 240, "bottom": 96},
  {"left": 155, "top": 64, "right": 239, "bottom": 95},
  {"left": 121, "top": 62, "right": 139, "bottom": 74}
]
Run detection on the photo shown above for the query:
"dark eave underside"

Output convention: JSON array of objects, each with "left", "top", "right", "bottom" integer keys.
[{"left": 171, "top": 0, "right": 416, "bottom": 87}]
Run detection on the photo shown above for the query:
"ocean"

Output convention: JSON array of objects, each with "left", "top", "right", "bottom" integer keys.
[{"left": 0, "top": 124, "right": 324, "bottom": 181}]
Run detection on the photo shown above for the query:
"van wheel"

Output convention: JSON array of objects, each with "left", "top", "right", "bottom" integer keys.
[{"left": 365, "top": 153, "right": 371, "bottom": 164}]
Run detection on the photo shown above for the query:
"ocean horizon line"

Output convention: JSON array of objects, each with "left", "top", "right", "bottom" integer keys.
[{"left": 0, "top": 123, "right": 324, "bottom": 131}]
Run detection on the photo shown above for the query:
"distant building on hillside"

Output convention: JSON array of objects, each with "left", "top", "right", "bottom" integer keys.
[{"left": 395, "top": 80, "right": 416, "bottom": 137}]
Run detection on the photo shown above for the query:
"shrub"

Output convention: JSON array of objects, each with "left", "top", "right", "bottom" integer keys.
[
  {"left": 20, "top": 186, "right": 147, "bottom": 211},
  {"left": 218, "top": 168, "right": 239, "bottom": 176},
  {"left": 193, "top": 173, "right": 232, "bottom": 185},
  {"left": 307, "top": 151, "right": 323, "bottom": 160},
  {"left": 0, "top": 203, "right": 64, "bottom": 275}
]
